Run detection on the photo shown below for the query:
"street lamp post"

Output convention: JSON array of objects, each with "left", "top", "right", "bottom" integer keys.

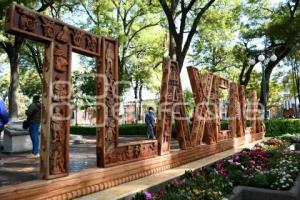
[{"left": 249, "top": 54, "right": 277, "bottom": 119}]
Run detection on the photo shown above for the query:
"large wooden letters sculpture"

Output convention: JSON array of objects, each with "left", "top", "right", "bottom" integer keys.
[
  {"left": 156, "top": 58, "right": 191, "bottom": 155},
  {"left": 187, "top": 66, "right": 214, "bottom": 146},
  {"left": 5, "top": 4, "right": 265, "bottom": 187}
]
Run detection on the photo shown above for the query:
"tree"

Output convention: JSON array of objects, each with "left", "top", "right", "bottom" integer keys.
[
  {"left": 158, "top": 0, "right": 215, "bottom": 70},
  {"left": 191, "top": 0, "right": 241, "bottom": 80},
  {"left": 237, "top": 0, "right": 300, "bottom": 113},
  {"left": 126, "top": 26, "right": 165, "bottom": 121},
  {"left": 80, "top": 0, "right": 162, "bottom": 95},
  {"left": 284, "top": 51, "right": 300, "bottom": 117},
  {"left": 19, "top": 68, "right": 42, "bottom": 98}
]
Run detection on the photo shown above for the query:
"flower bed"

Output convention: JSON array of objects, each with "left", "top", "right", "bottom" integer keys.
[{"left": 133, "top": 138, "right": 300, "bottom": 200}]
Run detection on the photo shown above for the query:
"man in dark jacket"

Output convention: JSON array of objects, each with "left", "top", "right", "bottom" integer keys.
[
  {"left": 26, "top": 95, "right": 41, "bottom": 158},
  {"left": 0, "top": 97, "right": 9, "bottom": 136},
  {"left": 145, "top": 107, "right": 156, "bottom": 139}
]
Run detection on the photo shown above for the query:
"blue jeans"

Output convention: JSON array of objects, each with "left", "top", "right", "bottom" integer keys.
[
  {"left": 146, "top": 124, "right": 155, "bottom": 139},
  {"left": 29, "top": 122, "right": 40, "bottom": 155}
]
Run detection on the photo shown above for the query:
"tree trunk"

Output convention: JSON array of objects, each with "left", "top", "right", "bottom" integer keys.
[
  {"left": 292, "top": 57, "right": 300, "bottom": 117},
  {"left": 258, "top": 45, "right": 291, "bottom": 116},
  {"left": 138, "top": 84, "right": 143, "bottom": 122},
  {"left": 134, "top": 80, "right": 139, "bottom": 123},
  {"left": 169, "top": 33, "right": 176, "bottom": 59},
  {"left": 6, "top": 36, "right": 24, "bottom": 120},
  {"left": 239, "top": 60, "right": 254, "bottom": 87},
  {"left": 8, "top": 58, "right": 19, "bottom": 120}
]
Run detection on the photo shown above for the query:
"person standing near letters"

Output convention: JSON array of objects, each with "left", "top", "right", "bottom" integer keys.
[
  {"left": 26, "top": 95, "right": 41, "bottom": 158},
  {"left": 145, "top": 107, "right": 156, "bottom": 140}
]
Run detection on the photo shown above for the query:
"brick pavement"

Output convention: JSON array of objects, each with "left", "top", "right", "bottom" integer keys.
[{"left": 0, "top": 136, "right": 179, "bottom": 187}]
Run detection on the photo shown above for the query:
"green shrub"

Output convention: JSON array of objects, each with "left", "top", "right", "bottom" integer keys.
[
  {"left": 264, "top": 119, "right": 300, "bottom": 137},
  {"left": 70, "top": 119, "right": 300, "bottom": 137},
  {"left": 70, "top": 124, "right": 147, "bottom": 136}
]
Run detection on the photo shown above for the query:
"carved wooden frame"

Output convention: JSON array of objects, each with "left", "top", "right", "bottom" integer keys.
[{"left": 5, "top": 3, "right": 157, "bottom": 178}]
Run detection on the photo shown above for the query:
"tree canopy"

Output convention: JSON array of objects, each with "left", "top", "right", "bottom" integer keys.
[{"left": 0, "top": 0, "right": 299, "bottom": 118}]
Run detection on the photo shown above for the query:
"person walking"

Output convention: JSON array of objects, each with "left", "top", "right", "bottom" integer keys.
[
  {"left": 0, "top": 97, "right": 9, "bottom": 140},
  {"left": 145, "top": 107, "right": 156, "bottom": 140},
  {"left": 26, "top": 95, "right": 41, "bottom": 158}
]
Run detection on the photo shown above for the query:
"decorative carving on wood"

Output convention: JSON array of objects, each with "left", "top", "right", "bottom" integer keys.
[
  {"left": 52, "top": 83, "right": 68, "bottom": 102},
  {"left": 6, "top": 4, "right": 100, "bottom": 54},
  {"left": 50, "top": 144, "right": 66, "bottom": 175},
  {"left": 250, "top": 90, "right": 264, "bottom": 134},
  {"left": 51, "top": 107, "right": 66, "bottom": 143},
  {"left": 228, "top": 82, "right": 243, "bottom": 137},
  {"left": 5, "top": 3, "right": 260, "bottom": 182},
  {"left": 156, "top": 58, "right": 190, "bottom": 155},
  {"left": 5, "top": 3, "right": 103, "bottom": 179},
  {"left": 97, "top": 37, "right": 158, "bottom": 167},
  {"left": 54, "top": 44, "right": 68, "bottom": 72},
  {"left": 72, "top": 30, "right": 84, "bottom": 46},
  {"left": 238, "top": 85, "right": 246, "bottom": 135},
  {"left": 56, "top": 26, "right": 69, "bottom": 43},
  {"left": 17, "top": 7, "right": 36, "bottom": 31},
  {"left": 187, "top": 66, "right": 214, "bottom": 146},
  {"left": 49, "top": 106, "right": 67, "bottom": 176},
  {"left": 40, "top": 17, "right": 55, "bottom": 38},
  {"left": 203, "top": 76, "right": 220, "bottom": 144},
  {"left": 86, "top": 35, "right": 97, "bottom": 52}
]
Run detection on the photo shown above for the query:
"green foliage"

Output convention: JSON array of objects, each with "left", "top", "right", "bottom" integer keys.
[
  {"left": 0, "top": 71, "right": 9, "bottom": 96},
  {"left": 183, "top": 88, "right": 194, "bottom": 116},
  {"left": 264, "top": 119, "right": 300, "bottom": 137},
  {"left": 70, "top": 124, "right": 148, "bottom": 136},
  {"left": 70, "top": 119, "right": 300, "bottom": 138},
  {"left": 192, "top": 0, "right": 241, "bottom": 81},
  {"left": 19, "top": 68, "right": 42, "bottom": 98}
]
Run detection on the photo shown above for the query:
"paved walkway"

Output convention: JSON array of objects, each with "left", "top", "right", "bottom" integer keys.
[
  {"left": 0, "top": 136, "right": 179, "bottom": 187},
  {"left": 76, "top": 139, "right": 265, "bottom": 200}
]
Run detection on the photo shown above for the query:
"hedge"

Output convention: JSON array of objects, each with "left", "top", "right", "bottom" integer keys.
[
  {"left": 264, "top": 119, "right": 300, "bottom": 137},
  {"left": 70, "top": 119, "right": 300, "bottom": 137},
  {"left": 70, "top": 124, "right": 148, "bottom": 136}
]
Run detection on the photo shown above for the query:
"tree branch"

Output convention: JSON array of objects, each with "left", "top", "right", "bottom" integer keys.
[
  {"left": 36, "top": 0, "right": 55, "bottom": 12},
  {"left": 159, "top": 0, "right": 179, "bottom": 41},
  {"left": 81, "top": 2, "right": 98, "bottom": 25},
  {"left": 182, "top": 0, "right": 215, "bottom": 58}
]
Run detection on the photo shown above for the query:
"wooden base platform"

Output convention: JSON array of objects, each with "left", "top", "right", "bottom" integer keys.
[
  {"left": 234, "top": 132, "right": 265, "bottom": 147},
  {"left": 0, "top": 135, "right": 263, "bottom": 200}
]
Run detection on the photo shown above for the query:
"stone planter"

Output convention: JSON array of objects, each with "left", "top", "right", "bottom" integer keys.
[
  {"left": 229, "top": 177, "right": 300, "bottom": 200},
  {"left": 2, "top": 121, "right": 33, "bottom": 153}
]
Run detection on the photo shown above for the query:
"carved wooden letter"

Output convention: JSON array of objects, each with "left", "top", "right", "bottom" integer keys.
[
  {"left": 228, "top": 83, "right": 243, "bottom": 137},
  {"left": 238, "top": 85, "right": 246, "bottom": 135},
  {"left": 250, "top": 90, "right": 264, "bottom": 134},
  {"left": 187, "top": 66, "right": 214, "bottom": 146},
  {"left": 156, "top": 58, "right": 190, "bottom": 155}
]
